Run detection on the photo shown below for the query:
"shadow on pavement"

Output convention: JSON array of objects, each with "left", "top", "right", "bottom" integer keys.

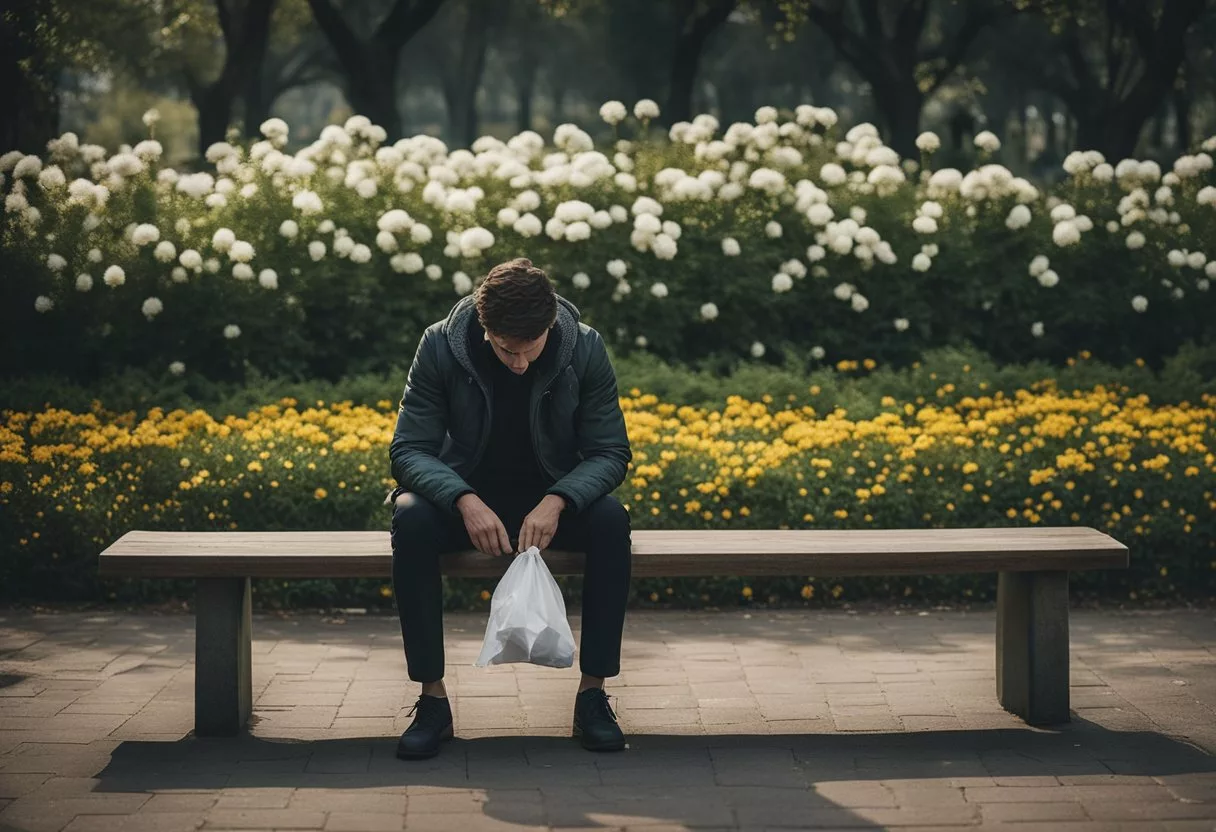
[{"left": 88, "top": 721, "right": 1216, "bottom": 829}]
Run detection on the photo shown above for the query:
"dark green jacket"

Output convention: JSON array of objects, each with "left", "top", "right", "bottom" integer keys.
[{"left": 389, "top": 294, "right": 632, "bottom": 515}]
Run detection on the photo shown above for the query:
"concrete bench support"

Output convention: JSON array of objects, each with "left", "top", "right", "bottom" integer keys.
[
  {"left": 195, "top": 577, "right": 253, "bottom": 737},
  {"left": 996, "top": 570, "right": 1070, "bottom": 725}
]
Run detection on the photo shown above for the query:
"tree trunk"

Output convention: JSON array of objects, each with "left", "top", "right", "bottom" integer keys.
[
  {"left": 195, "top": 84, "right": 235, "bottom": 158},
  {"left": 1174, "top": 84, "right": 1192, "bottom": 151},
  {"left": 870, "top": 76, "right": 923, "bottom": 158},
  {"left": 665, "top": 0, "right": 735, "bottom": 125},
  {"left": 243, "top": 73, "right": 269, "bottom": 139},
  {"left": 346, "top": 50, "right": 402, "bottom": 138},
  {"left": 514, "top": 62, "right": 536, "bottom": 134},
  {"left": 0, "top": 2, "right": 59, "bottom": 153}
]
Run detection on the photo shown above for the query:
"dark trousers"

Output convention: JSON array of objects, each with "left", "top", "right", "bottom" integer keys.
[{"left": 390, "top": 486, "right": 632, "bottom": 683}]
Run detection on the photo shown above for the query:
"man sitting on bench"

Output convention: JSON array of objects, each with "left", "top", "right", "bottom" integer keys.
[{"left": 388, "top": 257, "right": 634, "bottom": 760}]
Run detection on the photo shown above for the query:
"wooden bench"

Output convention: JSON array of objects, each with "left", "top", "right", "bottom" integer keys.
[{"left": 99, "top": 526, "right": 1127, "bottom": 737}]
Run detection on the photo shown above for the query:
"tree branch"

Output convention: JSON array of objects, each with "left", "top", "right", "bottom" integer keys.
[
  {"left": 306, "top": 0, "right": 368, "bottom": 77},
  {"left": 376, "top": 0, "right": 447, "bottom": 53}
]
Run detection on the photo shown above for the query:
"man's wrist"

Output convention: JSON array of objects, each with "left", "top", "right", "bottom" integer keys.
[{"left": 544, "top": 493, "right": 569, "bottom": 510}]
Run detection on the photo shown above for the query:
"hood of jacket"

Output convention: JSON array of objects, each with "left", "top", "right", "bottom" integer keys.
[{"left": 440, "top": 292, "right": 582, "bottom": 385}]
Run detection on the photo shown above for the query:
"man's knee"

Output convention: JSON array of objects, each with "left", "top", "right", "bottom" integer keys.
[
  {"left": 392, "top": 491, "right": 443, "bottom": 540},
  {"left": 585, "top": 494, "right": 631, "bottom": 538}
]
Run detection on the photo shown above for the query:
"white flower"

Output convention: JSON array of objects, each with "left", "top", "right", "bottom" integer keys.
[
  {"left": 154, "top": 241, "right": 176, "bottom": 263},
  {"left": 721, "top": 237, "right": 741, "bottom": 256},
  {"left": 806, "top": 203, "right": 834, "bottom": 226},
  {"left": 807, "top": 245, "right": 826, "bottom": 262},
  {"left": 564, "top": 221, "right": 592, "bottom": 242},
  {"left": 142, "top": 108, "right": 161, "bottom": 127},
  {"left": 1187, "top": 251, "right": 1207, "bottom": 269},
  {"left": 228, "top": 240, "right": 255, "bottom": 262},
  {"left": 651, "top": 233, "right": 678, "bottom": 260},
  {"left": 912, "top": 253, "right": 932, "bottom": 272},
  {"left": 819, "top": 163, "right": 847, "bottom": 187},
  {"left": 318, "top": 219, "right": 335, "bottom": 234},
  {"left": 410, "top": 224, "right": 433, "bottom": 245},
  {"left": 34, "top": 295, "right": 53, "bottom": 313},
  {"left": 13, "top": 155, "right": 42, "bottom": 178},
  {"left": 765, "top": 221, "right": 782, "bottom": 239},
  {"left": 650, "top": 281, "right": 669, "bottom": 298},
  {"left": 607, "top": 259, "right": 628, "bottom": 279},
  {"left": 132, "top": 223, "right": 160, "bottom": 246},
  {"left": 212, "top": 227, "right": 236, "bottom": 252},
  {"left": 46, "top": 253, "right": 66, "bottom": 272},
  {"left": 974, "top": 131, "right": 1001, "bottom": 153},
  {"left": 1167, "top": 249, "right": 1186, "bottom": 267},
  {"left": 223, "top": 324, "right": 241, "bottom": 339},
  {"left": 850, "top": 293, "right": 869, "bottom": 312},
  {"left": 894, "top": 318, "right": 909, "bottom": 332},
  {"left": 915, "top": 132, "right": 941, "bottom": 153},
  {"left": 634, "top": 99, "right": 660, "bottom": 120},
  {"left": 1031, "top": 321, "right": 1044, "bottom": 338},
  {"left": 168, "top": 360, "right": 185, "bottom": 375},
  {"left": 1028, "top": 255, "right": 1050, "bottom": 277},
  {"left": 772, "top": 273, "right": 793, "bottom": 293},
  {"left": 171, "top": 267, "right": 187, "bottom": 283},
  {"left": 1052, "top": 220, "right": 1081, "bottom": 247},
  {"left": 75, "top": 273, "right": 93, "bottom": 292},
  {"left": 635, "top": 335, "right": 648, "bottom": 348},
  {"left": 600, "top": 100, "right": 627, "bottom": 125},
  {"left": 810, "top": 345, "right": 826, "bottom": 360},
  {"left": 87, "top": 248, "right": 102, "bottom": 263},
  {"left": 204, "top": 258, "right": 220, "bottom": 273},
  {"left": 260, "top": 117, "right": 288, "bottom": 142},
  {"left": 232, "top": 263, "right": 254, "bottom": 281},
  {"left": 279, "top": 219, "right": 299, "bottom": 239},
  {"left": 292, "top": 190, "right": 323, "bottom": 215},
  {"left": 258, "top": 269, "right": 278, "bottom": 289},
  {"left": 103, "top": 265, "right": 125, "bottom": 287},
  {"left": 700, "top": 302, "right": 719, "bottom": 321},
  {"left": 453, "top": 271, "right": 473, "bottom": 295},
  {"left": 571, "top": 272, "right": 591, "bottom": 289},
  {"left": 1131, "top": 295, "right": 1148, "bottom": 312},
  {"left": 912, "top": 216, "right": 937, "bottom": 234},
  {"left": 1006, "top": 204, "right": 1032, "bottom": 230},
  {"left": 1207, "top": 261, "right": 1216, "bottom": 279},
  {"left": 350, "top": 243, "right": 372, "bottom": 263},
  {"left": 308, "top": 241, "right": 326, "bottom": 261},
  {"left": 1037, "top": 269, "right": 1059, "bottom": 288},
  {"left": 333, "top": 236, "right": 355, "bottom": 257},
  {"left": 513, "top": 213, "right": 542, "bottom": 237},
  {"left": 141, "top": 297, "right": 163, "bottom": 320},
  {"left": 750, "top": 341, "right": 766, "bottom": 358},
  {"left": 133, "top": 140, "right": 162, "bottom": 162},
  {"left": 38, "top": 166, "right": 65, "bottom": 189},
  {"left": 425, "top": 264, "right": 443, "bottom": 280},
  {"left": 1126, "top": 231, "right": 1146, "bottom": 250},
  {"left": 833, "top": 282, "right": 854, "bottom": 301},
  {"left": 355, "top": 179, "right": 377, "bottom": 199}
]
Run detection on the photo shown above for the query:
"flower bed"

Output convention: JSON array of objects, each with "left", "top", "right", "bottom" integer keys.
[
  {"left": 2, "top": 102, "right": 1214, "bottom": 381},
  {"left": 4, "top": 380, "right": 1212, "bottom": 606}
]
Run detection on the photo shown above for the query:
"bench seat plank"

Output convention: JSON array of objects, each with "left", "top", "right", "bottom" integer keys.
[{"left": 99, "top": 527, "right": 1127, "bottom": 578}]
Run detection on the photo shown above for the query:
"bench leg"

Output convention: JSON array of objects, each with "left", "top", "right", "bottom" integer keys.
[
  {"left": 195, "top": 577, "right": 253, "bottom": 736},
  {"left": 996, "top": 570, "right": 1070, "bottom": 725}
]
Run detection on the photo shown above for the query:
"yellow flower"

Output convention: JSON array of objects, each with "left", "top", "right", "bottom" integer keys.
[
  {"left": 314, "top": 488, "right": 327, "bottom": 500},
  {"left": 247, "top": 461, "right": 262, "bottom": 472},
  {"left": 741, "top": 586, "right": 753, "bottom": 599},
  {"left": 480, "top": 589, "right": 491, "bottom": 601},
  {"left": 800, "top": 584, "right": 814, "bottom": 600}
]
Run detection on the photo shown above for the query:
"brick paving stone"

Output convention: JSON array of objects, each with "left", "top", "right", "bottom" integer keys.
[
  {"left": 2, "top": 609, "right": 1216, "bottom": 831},
  {"left": 202, "top": 808, "right": 327, "bottom": 828},
  {"left": 62, "top": 812, "right": 206, "bottom": 831}
]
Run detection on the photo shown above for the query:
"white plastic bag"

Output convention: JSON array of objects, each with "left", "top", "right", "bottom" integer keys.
[{"left": 474, "top": 546, "right": 576, "bottom": 669}]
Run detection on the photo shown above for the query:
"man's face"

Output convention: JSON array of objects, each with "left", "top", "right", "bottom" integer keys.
[{"left": 485, "top": 327, "right": 549, "bottom": 375}]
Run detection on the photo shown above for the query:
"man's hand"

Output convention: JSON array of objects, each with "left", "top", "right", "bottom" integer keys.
[
  {"left": 456, "top": 494, "right": 512, "bottom": 557},
  {"left": 518, "top": 494, "right": 566, "bottom": 553}
]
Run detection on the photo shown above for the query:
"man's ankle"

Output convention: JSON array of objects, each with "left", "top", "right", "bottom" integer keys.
[
  {"left": 421, "top": 681, "right": 448, "bottom": 699},
  {"left": 577, "top": 675, "right": 604, "bottom": 693}
]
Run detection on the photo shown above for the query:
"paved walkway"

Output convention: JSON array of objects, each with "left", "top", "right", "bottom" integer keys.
[{"left": 1, "top": 607, "right": 1214, "bottom": 831}]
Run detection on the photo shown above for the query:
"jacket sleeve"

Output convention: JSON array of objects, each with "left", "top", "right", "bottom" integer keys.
[
  {"left": 389, "top": 328, "right": 477, "bottom": 515},
  {"left": 544, "top": 331, "right": 632, "bottom": 514}
]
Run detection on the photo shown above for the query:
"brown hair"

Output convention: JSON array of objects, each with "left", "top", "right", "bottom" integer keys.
[{"left": 474, "top": 257, "right": 557, "bottom": 340}]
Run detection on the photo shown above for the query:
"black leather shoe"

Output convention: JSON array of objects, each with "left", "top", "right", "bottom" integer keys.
[
  {"left": 572, "top": 688, "right": 626, "bottom": 752},
  {"left": 396, "top": 694, "right": 453, "bottom": 760}
]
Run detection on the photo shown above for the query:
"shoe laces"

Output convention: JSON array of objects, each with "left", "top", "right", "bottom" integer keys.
[
  {"left": 582, "top": 688, "right": 618, "bottom": 723},
  {"left": 405, "top": 696, "right": 449, "bottom": 730}
]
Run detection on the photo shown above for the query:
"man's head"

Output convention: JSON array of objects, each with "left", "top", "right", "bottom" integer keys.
[{"left": 475, "top": 258, "right": 557, "bottom": 375}]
